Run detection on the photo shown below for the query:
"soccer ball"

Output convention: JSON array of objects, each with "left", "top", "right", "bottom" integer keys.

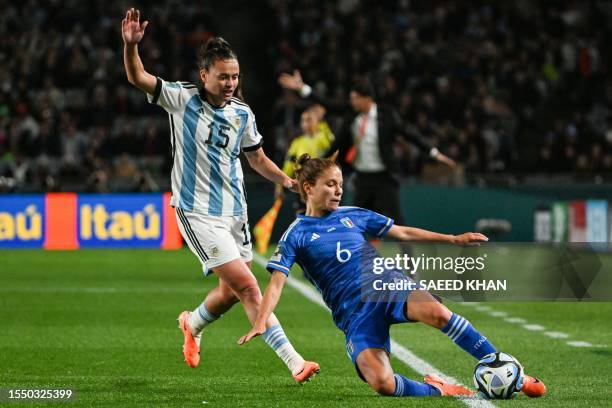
[{"left": 473, "top": 352, "right": 523, "bottom": 399}]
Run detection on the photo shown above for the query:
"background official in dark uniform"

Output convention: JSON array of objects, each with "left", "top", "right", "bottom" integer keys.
[{"left": 280, "top": 71, "right": 456, "bottom": 225}]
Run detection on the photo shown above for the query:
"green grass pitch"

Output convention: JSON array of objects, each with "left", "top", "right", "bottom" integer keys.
[{"left": 1, "top": 249, "right": 611, "bottom": 407}]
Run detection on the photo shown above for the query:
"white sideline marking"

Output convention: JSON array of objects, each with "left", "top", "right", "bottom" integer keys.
[
  {"left": 252, "top": 253, "right": 494, "bottom": 408},
  {"left": 544, "top": 332, "right": 569, "bottom": 339},
  {"left": 566, "top": 341, "right": 602, "bottom": 348},
  {"left": 467, "top": 304, "right": 607, "bottom": 348},
  {"left": 389, "top": 344, "right": 494, "bottom": 408},
  {"left": 503, "top": 317, "right": 527, "bottom": 324},
  {"left": 523, "top": 324, "right": 545, "bottom": 331}
]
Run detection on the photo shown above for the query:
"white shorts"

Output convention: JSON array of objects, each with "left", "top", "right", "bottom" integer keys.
[{"left": 175, "top": 207, "right": 252, "bottom": 276}]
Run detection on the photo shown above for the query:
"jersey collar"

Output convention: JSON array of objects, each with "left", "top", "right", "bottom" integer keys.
[
  {"left": 199, "top": 90, "right": 227, "bottom": 110},
  {"left": 297, "top": 210, "right": 336, "bottom": 220}
]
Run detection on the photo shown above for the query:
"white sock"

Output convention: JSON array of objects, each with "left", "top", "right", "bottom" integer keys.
[
  {"left": 188, "top": 302, "right": 219, "bottom": 335},
  {"left": 261, "top": 324, "right": 305, "bottom": 374}
]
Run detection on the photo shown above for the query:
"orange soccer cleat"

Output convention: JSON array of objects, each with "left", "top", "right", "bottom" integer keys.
[
  {"left": 292, "top": 361, "right": 321, "bottom": 384},
  {"left": 521, "top": 374, "right": 546, "bottom": 398},
  {"left": 178, "top": 311, "right": 201, "bottom": 368},
  {"left": 424, "top": 374, "right": 475, "bottom": 397}
]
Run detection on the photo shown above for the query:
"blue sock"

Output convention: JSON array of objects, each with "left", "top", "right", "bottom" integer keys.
[
  {"left": 441, "top": 313, "right": 496, "bottom": 359},
  {"left": 393, "top": 374, "right": 441, "bottom": 397}
]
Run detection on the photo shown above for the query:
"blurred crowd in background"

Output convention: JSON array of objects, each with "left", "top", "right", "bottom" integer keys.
[
  {"left": 270, "top": 0, "right": 612, "bottom": 179},
  {"left": 1, "top": 0, "right": 611, "bottom": 193},
  {"left": 0, "top": 0, "right": 218, "bottom": 193}
]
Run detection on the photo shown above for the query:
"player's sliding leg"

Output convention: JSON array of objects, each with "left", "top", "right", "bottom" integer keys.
[
  {"left": 213, "top": 259, "right": 319, "bottom": 382},
  {"left": 357, "top": 348, "right": 438, "bottom": 396},
  {"left": 405, "top": 290, "right": 546, "bottom": 397},
  {"left": 423, "top": 374, "right": 475, "bottom": 396},
  {"left": 405, "top": 290, "right": 496, "bottom": 359},
  {"left": 520, "top": 375, "right": 546, "bottom": 397},
  {"left": 356, "top": 348, "right": 471, "bottom": 397}
]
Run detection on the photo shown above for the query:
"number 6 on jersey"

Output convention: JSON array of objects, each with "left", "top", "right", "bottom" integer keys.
[{"left": 336, "top": 241, "right": 351, "bottom": 263}]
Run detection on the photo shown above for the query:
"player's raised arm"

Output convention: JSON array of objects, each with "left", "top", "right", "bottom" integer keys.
[
  {"left": 244, "top": 147, "right": 298, "bottom": 192},
  {"left": 122, "top": 8, "right": 156, "bottom": 94},
  {"left": 278, "top": 70, "right": 307, "bottom": 94},
  {"left": 391, "top": 110, "right": 457, "bottom": 169},
  {"left": 237, "top": 270, "right": 288, "bottom": 345},
  {"left": 386, "top": 224, "right": 488, "bottom": 245},
  {"left": 278, "top": 70, "right": 347, "bottom": 114}
]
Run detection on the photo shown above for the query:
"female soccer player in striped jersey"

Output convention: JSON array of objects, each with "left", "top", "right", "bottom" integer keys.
[
  {"left": 121, "top": 8, "right": 319, "bottom": 382},
  {"left": 239, "top": 153, "right": 545, "bottom": 397}
]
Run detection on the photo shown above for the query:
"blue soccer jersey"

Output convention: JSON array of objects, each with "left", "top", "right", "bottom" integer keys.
[{"left": 267, "top": 206, "right": 394, "bottom": 332}]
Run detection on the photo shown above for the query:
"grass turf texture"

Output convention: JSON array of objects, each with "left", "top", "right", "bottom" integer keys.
[{"left": 0, "top": 249, "right": 611, "bottom": 407}]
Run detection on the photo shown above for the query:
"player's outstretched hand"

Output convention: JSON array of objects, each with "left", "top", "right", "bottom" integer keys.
[
  {"left": 452, "top": 232, "right": 488, "bottom": 246},
  {"left": 237, "top": 324, "right": 267, "bottom": 345},
  {"left": 287, "top": 179, "right": 299, "bottom": 193},
  {"left": 122, "top": 8, "right": 148, "bottom": 45},
  {"left": 279, "top": 70, "right": 304, "bottom": 91},
  {"left": 282, "top": 178, "right": 298, "bottom": 193}
]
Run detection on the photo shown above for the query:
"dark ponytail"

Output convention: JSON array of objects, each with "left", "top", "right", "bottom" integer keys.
[
  {"left": 294, "top": 151, "right": 340, "bottom": 202},
  {"left": 197, "top": 37, "right": 245, "bottom": 101},
  {"left": 198, "top": 37, "right": 236, "bottom": 70}
]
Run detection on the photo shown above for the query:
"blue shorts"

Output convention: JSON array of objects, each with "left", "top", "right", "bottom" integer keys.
[{"left": 344, "top": 299, "right": 414, "bottom": 379}]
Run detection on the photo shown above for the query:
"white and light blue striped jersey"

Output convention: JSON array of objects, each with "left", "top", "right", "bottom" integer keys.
[{"left": 147, "top": 78, "right": 262, "bottom": 216}]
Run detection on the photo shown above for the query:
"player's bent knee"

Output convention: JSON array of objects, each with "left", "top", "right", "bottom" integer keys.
[
  {"left": 430, "top": 303, "right": 451, "bottom": 329},
  {"left": 237, "top": 282, "right": 262, "bottom": 304},
  {"left": 410, "top": 301, "right": 451, "bottom": 328},
  {"left": 218, "top": 282, "right": 239, "bottom": 302},
  {"left": 221, "top": 287, "right": 239, "bottom": 305},
  {"left": 217, "top": 279, "right": 240, "bottom": 306},
  {"left": 368, "top": 374, "right": 396, "bottom": 396}
]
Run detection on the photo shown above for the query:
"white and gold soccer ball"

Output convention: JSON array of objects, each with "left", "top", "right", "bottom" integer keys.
[{"left": 473, "top": 352, "right": 524, "bottom": 399}]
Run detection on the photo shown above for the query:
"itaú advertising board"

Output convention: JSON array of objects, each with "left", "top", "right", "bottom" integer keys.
[{"left": 0, "top": 193, "right": 182, "bottom": 249}]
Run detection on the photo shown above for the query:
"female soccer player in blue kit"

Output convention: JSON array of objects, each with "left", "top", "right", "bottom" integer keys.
[{"left": 239, "top": 153, "right": 545, "bottom": 398}]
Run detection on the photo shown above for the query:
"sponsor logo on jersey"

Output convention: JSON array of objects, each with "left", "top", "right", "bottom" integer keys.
[
  {"left": 210, "top": 246, "right": 220, "bottom": 258},
  {"left": 310, "top": 233, "right": 320, "bottom": 242},
  {"left": 340, "top": 217, "right": 354, "bottom": 228}
]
